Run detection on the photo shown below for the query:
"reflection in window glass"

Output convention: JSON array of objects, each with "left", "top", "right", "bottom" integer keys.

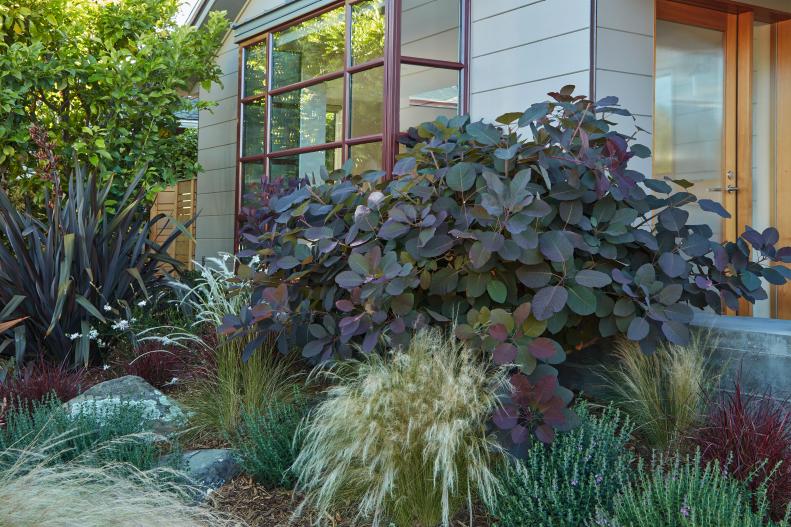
[
  {"left": 269, "top": 149, "right": 342, "bottom": 184},
  {"left": 272, "top": 6, "right": 345, "bottom": 88},
  {"left": 241, "top": 162, "right": 264, "bottom": 208},
  {"left": 241, "top": 99, "right": 266, "bottom": 157},
  {"left": 352, "top": 0, "right": 385, "bottom": 65},
  {"left": 655, "top": 20, "right": 724, "bottom": 242},
  {"left": 243, "top": 41, "right": 267, "bottom": 98},
  {"left": 399, "top": 65, "right": 459, "bottom": 130},
  {"left": 350, "top": 142, "right": 382, "bottom": 174},
  {"left": 270, "top": 78, "right": 343, "bottom": 152},
  {"left": 350, "top": 67, "right": 383, "bottom": 138},
  {"left": 401, "top": 0, "right": 460, "bottom": 62}
]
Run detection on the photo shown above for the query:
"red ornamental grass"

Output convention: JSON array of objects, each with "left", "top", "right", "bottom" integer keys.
[
  {"left": 124, "top": 341, "right": 185, "bottom": 389},
  {"left": 694, "top": 381, "right": 791, "bottom": 521},
  {"left": 0, "top": 357, "right": 87, "bottom": 409}
]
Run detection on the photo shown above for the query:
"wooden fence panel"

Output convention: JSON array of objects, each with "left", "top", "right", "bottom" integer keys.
[{"left": 150, "top": 179, "right": 196, "bottom": 270}]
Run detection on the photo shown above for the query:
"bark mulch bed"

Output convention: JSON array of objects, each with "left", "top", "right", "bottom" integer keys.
[{"left": 209, "top": 476, "right": 494, "bottom": 526}]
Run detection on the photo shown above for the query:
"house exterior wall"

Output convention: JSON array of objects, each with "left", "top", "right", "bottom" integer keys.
[
  {"left": 196, "top": 0, "right": 602, "bottom": 261},
  {"left": 594, "top": 0, "right": 655, "bottom": 178},
  {"left": 469, "top": 0, "right": 592, "bottom": 122},
  {"left": 195, "top": 0, "right": 294, "bottom": 263},
  {"left": 196, "top": 32, "right": 239, "bottom": 263}
]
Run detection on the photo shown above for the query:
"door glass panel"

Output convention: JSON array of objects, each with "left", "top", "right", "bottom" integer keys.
[
  {"left": 272, "top": 6, "right": 345, "bottom": 89},
  {"left": 270, "top": 78, "right": 343, "bottom": 152},
  {"left": 350, "top": 67, "right": 384, "bottom": 138},
  {"left": 401, "top": 0, "right": 460, "bottom": 62},
  {"left": 400, "top": 65, "right": 459, "bottom": 131},
  {"left": 752, "top": 21, "right": 776, "bottom": 318},
  {"left": 352, "top": 0, "right": 386, "bottom": 65},
  {"left": 655, "top": 20, "right": 725, "bottom": 242},
  {"left": 269, "top": 149, "right": 342, "bottom": 184}
]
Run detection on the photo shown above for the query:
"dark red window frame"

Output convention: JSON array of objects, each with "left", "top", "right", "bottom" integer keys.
[{"left": 233, "top": 0, "right": 471, "bottom": 249}]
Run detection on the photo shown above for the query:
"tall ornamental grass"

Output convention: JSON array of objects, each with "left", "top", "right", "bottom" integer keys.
[
  {"left": 165, "top": 256, "right": 298, "bottom": 439},
  {"left": 0, "top": 445, "right": 243, "bottom": 527},
  {"left": 600, "top": 332, "right": 715, "bottom": 449},
  {"left": 293, "top": 328, "right": 507, "bottom": 527}
]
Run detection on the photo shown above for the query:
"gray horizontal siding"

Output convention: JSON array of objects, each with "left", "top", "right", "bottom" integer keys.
[
  {"left": 196, "top": 27, "right": 240, "bottom": 261},
  {"left": 197, "top": 167, "right": 237, "bottom": 193},
  {"left": 469, "top": 0, "right": 591, "bottom": 122},
  {"left": 594, "top": 0, "right": 654, "bottom": 175}
]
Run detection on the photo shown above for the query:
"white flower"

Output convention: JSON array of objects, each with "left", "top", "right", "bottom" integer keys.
[
  {"left": 67, "top": 332, "right": 81, "bottom": 341},
  {"left": 165, "top": 377, "right": 179, "bottom": 386},
  {"left": 249, "top": 255, "right": 261, "bottom": 268},
  {"left": 97, "top": 339, "right": 107, "bottom": 348},
  {"left": 88, "top": 328, "right": 99, "bottom": 340},
  {"left": 103, "top": 304, "right": 112, "bottom": 312},
  {"left": 111, "top": 319, "right": 130, "bottom": 331},
  {"left": 221, "top": 252, "right": 231, "bottom": 262},
  {"left": 137, "top": 300, "right": 147, "bottom": 307},
  {"left": 102, "top": 364, "right": 110, "bottom": 371}
]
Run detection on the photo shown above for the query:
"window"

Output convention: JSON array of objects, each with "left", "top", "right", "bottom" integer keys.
[{"left": 237, "top": 0, "right": 467, "bottom": 230}]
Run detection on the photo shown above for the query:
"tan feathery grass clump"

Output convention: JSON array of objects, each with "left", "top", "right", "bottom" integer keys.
[
  {"left": 600, "top": 331, "right": 716, "bottom": 450},
  {"left": 293, "top": 328, "right": 508, "bottom": 527},
  {"left": 0, "top": 443, "right": 246, "bottom": 527}
]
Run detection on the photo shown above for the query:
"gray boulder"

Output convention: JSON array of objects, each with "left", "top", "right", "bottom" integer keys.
[
  {"left": 64, "top": 375, "right": 187, "bottom": 434},
  {"left": 178, "top": 448, "right": 241, "bottom": 495}
]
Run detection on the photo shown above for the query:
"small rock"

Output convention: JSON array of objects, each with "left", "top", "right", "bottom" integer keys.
[
  {"left": 179, "top": 448, "right": 241, "bottom": 496},
  {"left": 64, "top": 375, "right": 187, "bottom": 434}
]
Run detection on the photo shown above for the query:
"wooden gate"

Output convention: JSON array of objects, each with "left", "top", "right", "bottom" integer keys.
[{"left": 150, "top": 179, "right": 197, "bottom": 270}]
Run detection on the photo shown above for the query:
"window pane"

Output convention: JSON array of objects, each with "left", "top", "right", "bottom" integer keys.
[
  {"left": 243, "top": 41, "right": 267, "bottom": 98},
  {"left": 241, "top": 99, "right": 266, "bottom": 157},
  {"left": 269, "top": 149, "right": 342, "bottom": 184},
  {"left": 272, "top": 6, "right": 345, "bottom": 89},
  {"left": 350, "top": 142, "right": 382, "bottom": 174},
  {"left": 655, "top": 20, "right": 725, "bottom": 242},
  {"left": 352, "top": 0, "right": 385, "bottom": 65},
  {"left": 241, "top": 162, "right": 264, "bottom": 209},
  {"left": 270, "top": 77, "right": 343, "bottom": 152},
  {"left": 400, "top": 66, "right": 459, "bottom": 130},
  {"left": 350, "top": 67, "right": 383, "bottom": 138},
  {"left": 401, "top": 0, "right": 460, "bottom": 62}
]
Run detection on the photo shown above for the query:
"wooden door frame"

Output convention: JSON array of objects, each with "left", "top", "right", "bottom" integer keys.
[
  {"left": 655, "top": 0, "right": 759, "bottom": 315},
  {"left": 777, "top": 20, "right": 791, "bottom": 319}
]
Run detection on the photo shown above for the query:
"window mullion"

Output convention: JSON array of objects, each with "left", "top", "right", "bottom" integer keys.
[
  {"left": 382, "top": 0, "right": 401, "bottom": 177},
  {"left": 343, "top": 2, "right": 352, "bottom": 162},
  {"left": 264, "top": 32, "right": 273, "bottom": 183}
]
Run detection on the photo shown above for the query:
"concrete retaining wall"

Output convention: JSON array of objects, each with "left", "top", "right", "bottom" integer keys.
[{"left": 558, "top": 313, "right": 791, "bottom": 400}]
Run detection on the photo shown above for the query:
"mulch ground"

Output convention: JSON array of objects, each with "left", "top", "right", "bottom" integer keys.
[{"left": 209, "top": 476, "right": 495, "bottom": 527}]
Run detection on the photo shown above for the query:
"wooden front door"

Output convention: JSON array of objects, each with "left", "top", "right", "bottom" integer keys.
[{"left": 655, "top": 0, "right": 791, "bottom": 318}]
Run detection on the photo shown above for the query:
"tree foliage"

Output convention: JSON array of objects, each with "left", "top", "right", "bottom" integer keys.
[
  {"left": 227, "top": 87, "right": 791, "bottom": 445},
  {"left": 0, "top": 0, "right": 227, "bottom": 204}
]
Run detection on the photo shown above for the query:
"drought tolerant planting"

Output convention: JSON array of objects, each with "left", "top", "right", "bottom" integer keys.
[{"left": 3, "top": 6, "right": 791, "bottom": 518}]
